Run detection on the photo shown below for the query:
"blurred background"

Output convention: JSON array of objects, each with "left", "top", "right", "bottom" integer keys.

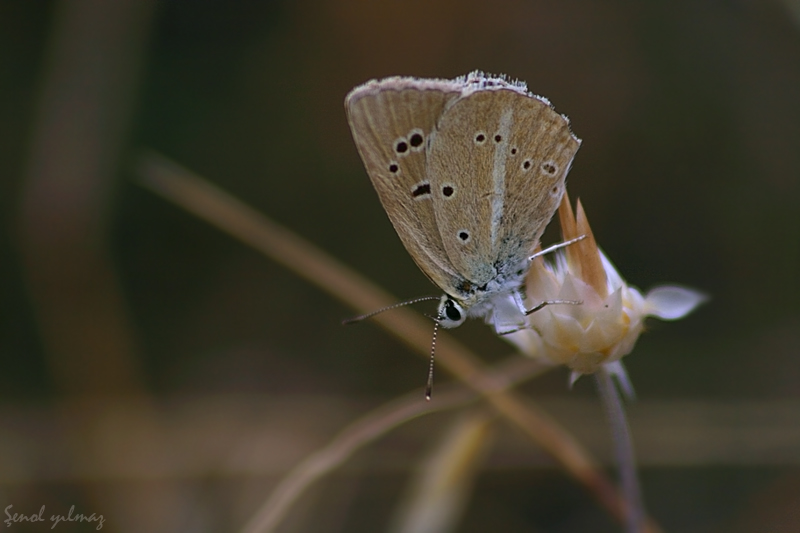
[{"left": 2, "top": 1, "right": 800, "bottom": 531}]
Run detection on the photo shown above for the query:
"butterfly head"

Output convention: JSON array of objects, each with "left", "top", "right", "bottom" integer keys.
[{"left": 437, "top": 295, "right": 468, "bottom": 329}]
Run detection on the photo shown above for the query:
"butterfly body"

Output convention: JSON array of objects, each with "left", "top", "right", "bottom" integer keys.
[{"left": 346, "top": 72, "right": 580, "bottom": 334}]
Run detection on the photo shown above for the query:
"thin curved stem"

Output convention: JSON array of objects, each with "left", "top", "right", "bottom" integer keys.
[
  {"left": 596, "top": 366, "right": 646, "bottom": 533},
  {"left": 137, "top": 152, "right": 662, "bottom": 533}
]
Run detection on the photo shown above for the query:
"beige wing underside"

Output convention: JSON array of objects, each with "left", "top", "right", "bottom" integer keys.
[
  {"left": 345, "top": 78, "right": 465, "bottom": 293},
  {"left": 427, "top": 89, "right": 581, "bottom": 287},
  {"left": 346, "top": 76, "right": 581, "bottom": 298}
]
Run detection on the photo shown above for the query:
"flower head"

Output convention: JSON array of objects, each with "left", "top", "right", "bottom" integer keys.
[{"left": 505, "top": 192, "right": 707, "bottom": 384}]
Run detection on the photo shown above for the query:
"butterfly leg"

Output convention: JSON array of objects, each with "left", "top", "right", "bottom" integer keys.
[
  {"left": 528, "top": 235, "right": 586, "bottom": 261},
  {"left": 494, "top": 298, "right": 584, "bottom": 336}
]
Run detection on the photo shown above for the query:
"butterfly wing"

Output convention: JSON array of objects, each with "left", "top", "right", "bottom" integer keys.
[
  {"left": 427, "top": 86, "right": 581, "bottom": 288},
  {"left": 345, "top": 77, "right": 464, "bottom": 293}
]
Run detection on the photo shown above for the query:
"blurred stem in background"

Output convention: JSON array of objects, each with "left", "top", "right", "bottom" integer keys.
[
  {"left": 14, "top": 1, "right": 188, "bottom": 532},
  {"left": 138, "top": 152, "right": 663, "bottom": 533}
]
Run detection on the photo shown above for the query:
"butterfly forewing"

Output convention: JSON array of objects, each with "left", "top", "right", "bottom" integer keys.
[{"left": 345, "top": 78, "right": 463, "bottom": 292}]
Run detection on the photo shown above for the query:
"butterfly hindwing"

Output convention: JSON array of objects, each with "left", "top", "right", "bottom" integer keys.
[
  {"left": 427, "top": 87, "right": 580, "bottom": 287},
  {"left": 491, "top": 92, "right": 580, "bottom": 269}
]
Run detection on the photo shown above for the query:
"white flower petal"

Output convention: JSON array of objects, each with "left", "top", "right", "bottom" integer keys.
[
  {"left": 599, "top": 250, "right": 626, "bottom": 291},
  {"left": 644, "top": 285, "right": 708, "bottom": 320}
]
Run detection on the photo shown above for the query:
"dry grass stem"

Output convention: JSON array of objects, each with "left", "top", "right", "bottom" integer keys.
[
  {"left": 137, "top": 151, "right": 662, "bottom": 532},
  {"left": 239, "top": 356, "right": 545, "bottom": 533}
]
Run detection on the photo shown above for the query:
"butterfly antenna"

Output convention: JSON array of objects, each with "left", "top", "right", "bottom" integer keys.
[
  {"left": 425, "top": 318, "right": 440, "bottom": 401},
  {"left": 342, "top": 296, "right": 441, "bottom": 325},
  {"left": 529, "top": 235, "right": 586, "bottom": 261}
]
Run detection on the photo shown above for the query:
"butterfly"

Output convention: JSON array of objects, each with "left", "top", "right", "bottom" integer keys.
[{"left": 345, "top": 71, "right": 581, "bottom": 335}]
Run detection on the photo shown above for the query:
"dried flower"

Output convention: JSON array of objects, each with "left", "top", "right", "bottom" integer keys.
[{"left": 505, "top": 192, "right": 707, "bottom": 387}]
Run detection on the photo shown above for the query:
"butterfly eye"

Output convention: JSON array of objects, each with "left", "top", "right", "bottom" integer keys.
[
  {"left": 445, "top": 301, "right": 461, "bottom": 321},
  {"left": 437, "top": 297, "right": 466, "bottom": 328}
]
